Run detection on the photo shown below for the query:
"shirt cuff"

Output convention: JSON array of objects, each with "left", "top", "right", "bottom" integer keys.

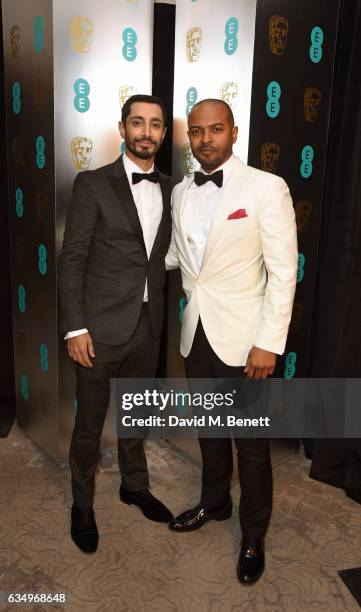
[{"left": 64, "top": 328, "right": 88, "bottom": 340}]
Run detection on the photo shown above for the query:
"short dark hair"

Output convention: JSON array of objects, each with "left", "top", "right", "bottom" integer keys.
[
  {"left": 188, "top": 98, "right": 235, "bottom": 126},
  {"left": 121, "top": 94, "right": 167, "bottom": 125}
]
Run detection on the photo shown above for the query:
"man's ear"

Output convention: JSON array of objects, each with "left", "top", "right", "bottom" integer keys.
[
  {"left": 119, "top": 121, "right": 125, "bottom": 139},
  {"left": 232, "top": 125, "right": 239, "bottom": 144}
]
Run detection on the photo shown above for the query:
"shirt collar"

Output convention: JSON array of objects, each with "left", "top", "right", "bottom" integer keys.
[
  {"left": 199, "top": 154, "right": 235, "bottom": 185},
  {"left": 123, "top": 152, "right": 155, "bottom": 177}
]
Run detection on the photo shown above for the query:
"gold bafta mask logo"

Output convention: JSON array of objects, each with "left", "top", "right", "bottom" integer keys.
[
  {"left": 183, "top": 143, "right": 196, "bottom": 175},
  {"left": 11, "top": 136, "right": 26, "bottom": 168},
  {"left": 304, "top": 87, "right": 322, "bottom": 122},
  {"left": 39, "top": 389, "right": 51, "bottom": 417},
  {"left": 261, "top": 142, "right": 280, "bottom": 173},
  {"left": 35, "top": 192, "right": 49, "bottom": 224},
  {"left": 10, "top": 25, "right": 21, "bottom": 59},
  {"left": 220, "top": 82, "right": 239, "bottom": 110},
  {"left": 295, "top": 200, "right": 312, "bottom": 232},
  {"left": 289, "top": 303, "right": 303, "bottom": 334},
  {"left": 71, "top": 137, "right": 93, "bottom": 170},
  {"left": 119, "top": 85, "right": 138, "bottom": 109},
  {"left": 186, "top": 27, "right": 202, "bottom": 63},
  {"left": 70, "top": 16, "right": 94, "bottom": 54},
  {"left": 269, "top": 15, "right": 289, "bottom": 55}
]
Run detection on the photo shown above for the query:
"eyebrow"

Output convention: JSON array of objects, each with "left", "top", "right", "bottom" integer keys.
[
  {"left": 189, "top": 122, "right": 226, "bottom": 128},
  {"left": 129, "top": 115, "right": 163, "bottom": 122}
]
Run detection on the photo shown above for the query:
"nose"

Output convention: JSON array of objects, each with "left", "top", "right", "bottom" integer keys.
[{"left": 201, "top": 129, "right": 213, "bottom": 144}]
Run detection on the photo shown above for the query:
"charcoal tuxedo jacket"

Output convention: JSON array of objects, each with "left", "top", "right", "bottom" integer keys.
[{"left": 58, "top": 155, "right": 172, "bottom": 345}]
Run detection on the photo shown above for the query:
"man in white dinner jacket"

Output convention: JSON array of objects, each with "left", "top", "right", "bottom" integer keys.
[{"left": 166, "top": 99, "right": 298, "bottom": 585}]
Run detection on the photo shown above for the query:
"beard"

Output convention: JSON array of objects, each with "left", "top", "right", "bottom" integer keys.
[{"left": 124, "top": 135, "right": 160, "bottom": 160}]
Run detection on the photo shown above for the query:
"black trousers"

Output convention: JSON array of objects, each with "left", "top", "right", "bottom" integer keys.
[
  {"left": 185, "top": 319, "right": 273, "bottom": 539},
  {"left": 70, "top": 304, "right": 160, "bottom": 508}
]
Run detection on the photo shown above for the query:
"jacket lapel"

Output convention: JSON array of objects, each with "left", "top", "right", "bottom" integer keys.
[
  {"left": 107, "top": 156, "right": 146, "bottom": 251},
  {"left": 178, "top": 176, "right": 199, "bottom": 276},
  {"left": 149, "top": 174, "right": 171, "bottom": 261},
  {"left": 200, "top": 158, "right": 248, "bottom": 273}
]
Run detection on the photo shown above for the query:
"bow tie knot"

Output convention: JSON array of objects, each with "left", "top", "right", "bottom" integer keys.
[
  {"left": 194, "top": 170, "right": 223, "bottom": 188},
  {"left": 132, "top": 171, "right": 159, "bottom": 185}
]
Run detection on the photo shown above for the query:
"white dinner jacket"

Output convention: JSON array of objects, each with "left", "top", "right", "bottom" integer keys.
[{"left": 166, "top": 157, "right": 298, "bottom": 366}]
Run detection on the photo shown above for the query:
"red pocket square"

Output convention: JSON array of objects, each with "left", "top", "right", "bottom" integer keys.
[{"left": 227, "top": 209, "right": 248, "bottom": 220}]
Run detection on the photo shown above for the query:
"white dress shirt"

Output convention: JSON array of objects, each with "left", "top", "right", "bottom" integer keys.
[
  {"left": 65, "top": 153, "right": 163, "bottom": 340},
  {"left": 183, "top": 155, "right": 235, "bottom": 274}
]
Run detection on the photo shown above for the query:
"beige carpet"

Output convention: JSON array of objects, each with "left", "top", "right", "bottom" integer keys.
[{"left": 0, "top": 426, "right": 360, "bottom": 612}]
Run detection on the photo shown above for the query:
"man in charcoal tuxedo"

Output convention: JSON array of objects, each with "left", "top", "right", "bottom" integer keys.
[
  {"left": 166, "top": 99, "right": 298, "bottom": 584},
  {"left": 59, "top": 95, "right": 173, "bottom": 553}
]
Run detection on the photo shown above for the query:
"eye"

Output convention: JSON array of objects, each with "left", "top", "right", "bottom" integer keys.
[
  {"left": 152, "top": 122, "right": 161, "bottom": 129},
  {"left": 214, "top": 126, "right": 223, "bottom": 133},
  {"left": 132, "top": 120, "right": 142, "bottom": 126},
  {"left": 190, "top": 129, "right": 200, "bottom": 136}
]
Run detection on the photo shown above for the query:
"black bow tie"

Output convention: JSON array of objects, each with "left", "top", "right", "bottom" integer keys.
[
  {"left": 132, "top": 171, "right": 159, "bottom": 185},
  {"left": 194, "top": 170, "right": 223, "bottom": 188}
]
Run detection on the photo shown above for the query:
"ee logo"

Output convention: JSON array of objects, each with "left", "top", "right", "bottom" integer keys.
[
  {"left": 74, "top": 78, "right": 90, "bottom": 113},
  {"left": 186, "top": 87, "right": 198, "bottom": 116},
  {"left": 120, "top": 141, "right": 125, "bottom": 154},
  {"left": 297, "top": 253, "right": 305, "bottom": 283},
  {"left": 20, "top": 373, "right": 29, "bottom": 400},
  {"left": 300, "top": 145, "right": 314, "bottom": 178},
  {"left": 38, "top": 243, "right": 47, "bottom": 275},
  {"left": 310, "top": 26, "right": 323, "bottom": 64},
  {"left": 74, "top": 398, "right": 78, "bottom": 416},
  {"left": 16, "top": 188, "right": 24, "bottom": 218},
  {"left": 12, "top": 82, "right": 21, "bottom": 114},
  {"left": 122, "top": 28, "right": 137, "bottom": 62},
  {"left": 40, "top": 343, "right": 49, "bottom": 373},
  {"left": 178, "top": 297, "right": 187, "bottom": 323},
  {"left": 36, "top": 136, "right": 45, "bottom": 169},
  {"left": 266, "top": 81, "right": 281, "bottom": 118},
  {"left": 34, "top": 16, "right": 44, "bottom": 53},
  {"left": 224, "top": 17, "right": 238, "bottom": 55},
  {"left": 18, "top": 284, "right": 26, "bottom": 313},
  {"left": 284, "top": 352, "right": 297, "bottom": 379}
]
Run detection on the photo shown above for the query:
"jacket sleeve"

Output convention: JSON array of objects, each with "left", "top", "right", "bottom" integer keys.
[
  {"left": 253, "top": 176, "right": 298, "bottom": 354},
  {"left": 58, "top": 172, "right": 98, "bottom": 334}
]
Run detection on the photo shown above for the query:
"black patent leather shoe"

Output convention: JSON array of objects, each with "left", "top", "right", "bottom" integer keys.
[
  {"left": 119, "top": 486, "right": 173, "bottom": 523},
  {"left": 237, "top": 537, "right": 265, "bottom": 585},
  {"left": 168, "top": 500, "right": 233, "bottom": 532},
  {"left": 71, "top": 504, "right": 99, "bottom": 553}
]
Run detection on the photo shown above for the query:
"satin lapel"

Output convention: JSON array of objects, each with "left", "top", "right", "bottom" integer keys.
[
  {"left": 200, "top": 159, "right": 248, "bottom": 273},
  {"left": 149, "top": 175, "right": 171, "bottom": 261},
  {"left": 107, "top": 157, "right": 146, "bottom": 251},
  {"left": 178, "top": 177, "right": 199, "bottom": 276}
]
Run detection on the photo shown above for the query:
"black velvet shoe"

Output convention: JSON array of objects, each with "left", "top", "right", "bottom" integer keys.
[
  {"left": 168, "top": 500, "right": 233, "bottom": 532},
  {"left": 237, "top": 537, "right": 265, "bottom": 585},
  {"left": 119, "top": 486, "right": 173, "bottom": 523},
  {"left": 71, "top": 504, "right": 99, "bottom": 553}
]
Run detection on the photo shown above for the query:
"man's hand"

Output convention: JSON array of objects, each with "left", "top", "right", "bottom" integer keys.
[
  {"left": 244, "top": 347, "right": 276, "bottom": 379},
  {"left": 67, "top": 332, "right": 95, "bottom": 368}
]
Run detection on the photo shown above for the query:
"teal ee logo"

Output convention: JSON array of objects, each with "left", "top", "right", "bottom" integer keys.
[
  {"left": 74, "top": 78, "right": 90, "bottom": 113},
  {"left": 20, "top": 373, "right": 29, "bottom": 400},
  {"left": 15, "top": 188, "right": 24, "bottom": 218},
  {"left": 36, "top": 136, "right": 45, "bottom": 169},
  {"left": 122, "top": 28, "right": 137, "bottom": 62},
  {"left": 18, "top": 284, "right": 26, "bottom": 313},
  {"left": 178, "top": 297, "right": 187, "bottom": 323},
  {"left": 12, "top": 82, "right": 21, "bottom": 114},
  {"left": 176, "top": 389, "right": 188, "bottom": 417},
  {"left": 40, "top": 343, "right": 49, "bottom": 372},
  {"left": 266, "top": 81, "right": 281, "bottom": 118},
  {"left": 74, "top": 398, "right": 78, "bottom": 416},
  {"left": 38, "top": 243, "right": 47, "bottom": 275},
  {"left": 300, "top": 145, "right": 314, "bottom": 178},
  {"left": 120, "top": 141, "right": 125, "bottom": 154},
  {"left": 297, "top": 253, "right": 305, "bottom": 283},
  {"left": 34, "top": 16, "right": 44, "bottom": 53},
  {"left": 310, "top": 26, "right": 323, "bottom": 64},
  {"left": 186, "top": 87, "right": 198, "bottom": 116},
  {"left": 284, "top": 352, "right": 297, "bottom": 379},
  {"left": 225, "top": 17, "right": 238, "bottom": 55}
]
